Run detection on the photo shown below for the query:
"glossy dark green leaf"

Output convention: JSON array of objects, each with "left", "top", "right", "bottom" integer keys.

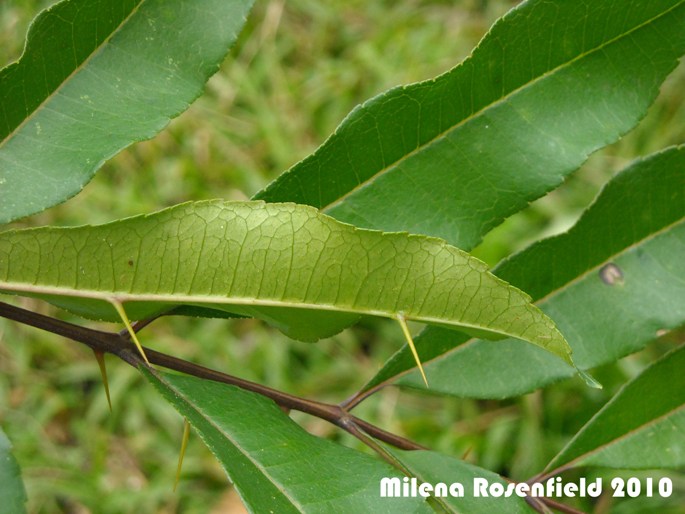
[
  {"left": 0, "top": 428, "right": 27, "bottom": 514},
  {"left": 0, "top": 200, "right": 574, "bottom": 365},
  {"left": 144, "top": 369, "right": 432, "bottom": 513},
  {"left": 364, "top": 146, "right": 685, "bottom": 398},
  {"left": 0, "top": 0, "right": 254, "bottom": 223},
  {"left": 256, "top": 0, "right": 685, "bottom": 249},
  {"left": 545, "top": 345, "right": 685, "bottom": 472}
]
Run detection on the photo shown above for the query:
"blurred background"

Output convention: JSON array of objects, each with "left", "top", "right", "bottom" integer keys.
[{"left": 1, "top": 0, "right": 684, "bottom": 512}]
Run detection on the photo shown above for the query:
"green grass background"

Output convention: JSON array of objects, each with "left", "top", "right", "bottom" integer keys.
[{"left": 1, "top": 1, "right": 684, "bottom": 512}]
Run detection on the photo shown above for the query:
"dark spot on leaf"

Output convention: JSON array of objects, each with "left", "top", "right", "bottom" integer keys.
[
  {"left": 128, "top": 260, "right": 134, "bottom": 267},
  {"left": 599, "top": 263, "right": 623, "bottom": 286}
]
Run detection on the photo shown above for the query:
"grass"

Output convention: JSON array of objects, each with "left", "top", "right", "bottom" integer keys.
[{"left": 1, "top": 0, "right": 684, "bottom": 512}]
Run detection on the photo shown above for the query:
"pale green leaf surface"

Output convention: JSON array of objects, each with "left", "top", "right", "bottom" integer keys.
[
  {"left": 387, "top": 449, "right": 532, "bottom": 513},
  {"left": 366, "top": 146, "right": 685, "bottom": 397},
  {"left": 256, "top": 0, "right": 685, "bottom": 248},
  {"left": 0, "top": 200, "right": 574, "bottom": 364},
  {"left": 0, "top": 428, "right": 27, "bottom": 514},
  {"left": 144, "top": 369, "right": 431, "bottom": 513},
  {"left": 0, "top": 0, "right": 254, "bottom": 223},
  {"left": 546, "top": 345, "right": 685, "bottom": 472}
]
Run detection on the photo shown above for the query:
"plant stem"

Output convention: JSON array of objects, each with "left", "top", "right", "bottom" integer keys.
[
  {"left": 539, "top": 497, "right": 587, "bottom": 514},
  {"left": 0, "top": 300, "right": 421, "bottom": 451}
]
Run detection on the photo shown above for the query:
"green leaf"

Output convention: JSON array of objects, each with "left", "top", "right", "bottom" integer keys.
[
  {"left": 366, "top": 146, "right": 685, "bottom": 397},
  {"left": 545, "top": 344, "right": 685, "bottom": 472},
  {"left": 0, "top": 428, "right": 28, "bottom": 514},
  {"left": 256, "top": 0, "right": 685, "bottom": 248},
  {"left": 0, "top": 0, "right": 254, "bottom": 224},
  {"left": 0, "top": 200, "right": 574, "bottom": 365},
  {"left": 387, "top": 449, "right": 532, "bottom": 513},
  {"left": 143, "top": 369, "right": 432, "bottom": 513}
]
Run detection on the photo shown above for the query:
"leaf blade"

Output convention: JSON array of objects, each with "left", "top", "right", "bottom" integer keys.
[
  {"left": 0, "top": 428, "right": 28, "bottom": 514},
  {"left": 546, "top": 345, "right": 685, "bottom": 472},
  {"left": 0, "top": 0, "right": 254, "bottom": 223},
  {"left": 144, "top": 369, "right": 432, "bottom": 513},
  {"left": 0, "top": 200, "right": 574, "bottom": 365},
  {"left": 256, "top": 0, "right": 685, "bottom": 248}
]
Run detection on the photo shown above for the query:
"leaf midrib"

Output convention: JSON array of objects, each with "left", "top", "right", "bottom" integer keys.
[
  {"left": 152, "top": 372, "right": 305, "bottom": 512},
  {"left": 546, "top": 403, "right": 685, "bottom": 474},
  {"left": 0, "top": 0, "right": 145, "bottom": 150},
  {"left": 513, "top": 215, "right": 685, "bottom": 308},
  {"left": 319, "top": 2, "right": 684, "bottom": 213},
  {"left": 0, "top": 281, "right": 533, "bottom": 341}
]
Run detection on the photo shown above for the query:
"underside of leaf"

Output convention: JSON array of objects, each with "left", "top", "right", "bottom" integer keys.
[{"left": 0, "top": 200, "right": 573, "bottom": 366}]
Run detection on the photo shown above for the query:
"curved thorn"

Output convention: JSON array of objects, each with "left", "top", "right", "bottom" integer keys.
[
  {"left": 109, "top": 299, "right": 150, "bottom": 365},
  {"left": 174, "top": 418, "right": 191, "bottom": 492},
  {"left": 93, "top": 350, "right": 112, "bottom": 412},
  {"left": 396, "top": 313, "right": 428, "bottom": 387}
]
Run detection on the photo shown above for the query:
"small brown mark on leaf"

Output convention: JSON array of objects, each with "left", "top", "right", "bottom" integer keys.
[
  {"left": 127, "top": 259, "right": 134, "bottom": 267},
  {"left": 599, "top": 263, "right": 624, "bottom": 286}
]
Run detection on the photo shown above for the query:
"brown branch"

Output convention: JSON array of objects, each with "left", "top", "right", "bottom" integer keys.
[
  {"left": 0, "top": 300, "right": 421, "bottom": 451},
  {"left": 525, "top": 496, "right": 551, "bottom": 514},
  {"left": 140, "top": 343, "right": 424, "bottom": 450},
  {"left": 522, "top": 473, "right": 588, "bottom": 514},
  {"left": 538, "top": 497, "right": 587, "bottom": 514},
  {"left": 341, "top": 385, "right": 382, "bottom": 410},
  {"left": 0, "top": 300, "right": 129, "bottom": 354},
  {"left": 530, "top": 465, "right": 575, "bottom": 486}
]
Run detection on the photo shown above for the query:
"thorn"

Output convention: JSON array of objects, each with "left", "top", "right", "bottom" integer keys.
[
  {"left": 396, "top": 313, "right": 428, "bottom": 387},
  {"left": 577, "top": 367, "right": 603, "bottom": 389},
  {"left": 93, "top": 350, "right": 112, "bottom": 412},
  {"left": 110, "top": 299, "right": 150, "bottom": 365},
  {"left": 174, "top": 418, "right": 191, "bottom": 492}
]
